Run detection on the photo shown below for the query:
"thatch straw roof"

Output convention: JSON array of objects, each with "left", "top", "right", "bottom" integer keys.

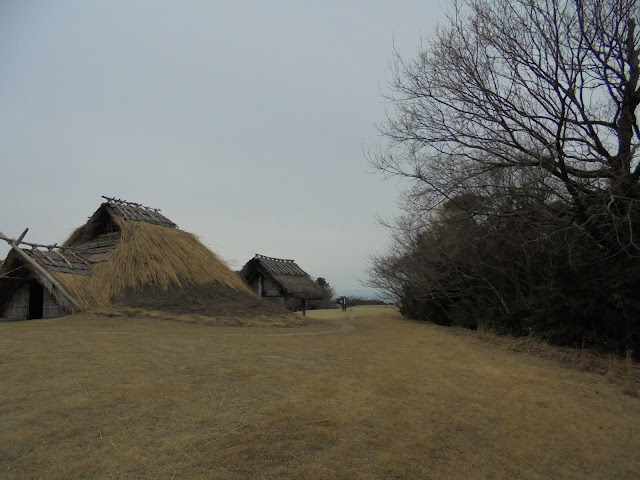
[
  {"left": 1, "top": 198, "right": 252, "bottom": 314},
  {"left": 240, "top": 254, "right": 324, "bottom": 300},
  {"left": 64, "top": 199, "right": 176, "bottom": 247}
]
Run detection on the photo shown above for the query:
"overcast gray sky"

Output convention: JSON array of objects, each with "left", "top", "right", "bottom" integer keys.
[{"left": 0, "top": 0, "right": 442, "bottom": 297}]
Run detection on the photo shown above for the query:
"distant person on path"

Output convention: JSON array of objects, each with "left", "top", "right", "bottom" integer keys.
[{"left": 338, "top": 296, "right": 347, "bottom": 312}]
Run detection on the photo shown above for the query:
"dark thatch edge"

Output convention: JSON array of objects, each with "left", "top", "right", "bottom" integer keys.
[{"left": 79, "top": 308, "right": 327, "bottom": 328}]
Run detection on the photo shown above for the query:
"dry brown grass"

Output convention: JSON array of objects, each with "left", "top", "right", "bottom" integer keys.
[
  {"left": 53, "top": 219, "right": 251, "bottom": 308},
  {"left": 1, "top": 306, "right": 639, "bottom": 479},
  {"left": 478, "top": 328, "right": 640, "bottom": 391}
]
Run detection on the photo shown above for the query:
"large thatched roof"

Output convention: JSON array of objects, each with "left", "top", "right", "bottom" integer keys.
[
  {"left": 0, "top": 198, "right": 253, "bottom": 316},
  {"left": 240, "top": 254, "right": 324, "bottom": 300}
]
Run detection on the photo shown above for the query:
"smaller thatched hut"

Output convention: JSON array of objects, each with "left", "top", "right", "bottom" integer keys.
[{"left": 239, "top": 254, "right": 323, "bottom": 314}]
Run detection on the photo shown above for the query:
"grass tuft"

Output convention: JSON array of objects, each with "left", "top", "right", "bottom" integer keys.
[
  {"left": 476, "top": 322, "right": 500, "bottom": 344},
  {"left": 623, "top": 350, "right": 638, "bottom": 397}
]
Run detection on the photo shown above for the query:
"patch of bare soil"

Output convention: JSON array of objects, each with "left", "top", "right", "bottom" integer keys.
[{"left": 113, "top": 283, "right": 289, "bottom": 318}]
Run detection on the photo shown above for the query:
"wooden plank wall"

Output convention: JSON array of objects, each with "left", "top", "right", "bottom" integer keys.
[{"left": 0, "top": 283, "right": 29, "bottom": 320}]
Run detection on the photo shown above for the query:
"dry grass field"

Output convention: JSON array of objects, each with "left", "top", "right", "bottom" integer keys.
[{"left": 1, "top": 306, "right": 639, "bottom": 479}]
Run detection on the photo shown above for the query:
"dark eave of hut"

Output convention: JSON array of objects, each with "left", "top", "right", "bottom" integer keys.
[
  {"left": 28, "top": 233, "right": 123, "bottom": 276},
  {"left": 252, "top": 255, "right": 310, "bottom": 277},
  {"left": 28, "top": 249, "right": 92, "bottom": 276},
  {"left": 106, "top": 202, "right": 177, "bottom": 228},
  {"left": 70, "top": 235, "right": 121, "bottom": 263}
]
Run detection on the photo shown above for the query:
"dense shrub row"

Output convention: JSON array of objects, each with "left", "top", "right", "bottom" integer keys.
[{"left": 367, "top": 196, "right": 640, "bottom": 356}]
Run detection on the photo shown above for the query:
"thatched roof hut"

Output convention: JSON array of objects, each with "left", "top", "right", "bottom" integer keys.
[
  {"left": 0, "top": 197, "right": 253, "bottom": 320},
  {"left": 239, "top": 254, "right": 323, "bottom": 314}
]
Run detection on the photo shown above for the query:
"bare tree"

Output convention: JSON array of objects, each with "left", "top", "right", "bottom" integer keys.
[
  {"left": 371, "top": 0, "right": 640, "bottom": 256},
  {"left": 367, "top": 1, "right": 640, "bottom": 351}
]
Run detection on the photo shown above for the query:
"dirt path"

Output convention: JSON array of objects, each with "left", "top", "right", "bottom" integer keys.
[{"left": 228, "top": 321, "right": 355, "bottom": 336}]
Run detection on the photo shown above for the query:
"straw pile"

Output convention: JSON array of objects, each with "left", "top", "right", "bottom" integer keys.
[{"left": 52, "top": 217, "right": 251, "bottom": 308}]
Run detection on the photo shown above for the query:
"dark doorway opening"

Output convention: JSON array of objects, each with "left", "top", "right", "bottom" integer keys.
[{"left": 29, "top": 282, "right": 43, "bottom": 319}]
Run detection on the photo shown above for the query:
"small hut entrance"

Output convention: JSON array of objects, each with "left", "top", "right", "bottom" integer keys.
[{"left": 28, "top": 281, "right": 44, "bottom": 319}]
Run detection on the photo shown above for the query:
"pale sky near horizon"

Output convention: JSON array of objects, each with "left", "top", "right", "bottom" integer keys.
[{"left": 0, "top": 1, "right": 442, "bottom": 297}]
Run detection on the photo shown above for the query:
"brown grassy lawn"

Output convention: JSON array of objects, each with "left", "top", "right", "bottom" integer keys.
[{"left": 1, "top": 306, "right": 639, "bottom": 479}]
